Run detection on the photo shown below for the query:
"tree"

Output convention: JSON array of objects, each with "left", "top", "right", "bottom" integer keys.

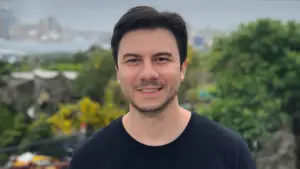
[
  {"left": 0, "top": 104, "right": 27, "bottom": 148},
  {"left": 178, "top": 45, "right": 212, "bottom": 105},
  {"left": 0, "top": 61, "right": 11, "bottom": 87},
  {"left": 200, "top": 18, "right": 300, "bottom": 167},
  {"left": 73, "top": 51, "right": 88, "bottom": 63},
  {"left": 0, "top": 103, "right": 54, "bottom": 165},
  {"left": 47, "top": 96, "right": 126, "bottom": 135},
  {"left": 74, "top": 48, "right": 116, "bottom": 103},
  {"left": 19, "top": 113, "right": 54, "bottom": 150}
]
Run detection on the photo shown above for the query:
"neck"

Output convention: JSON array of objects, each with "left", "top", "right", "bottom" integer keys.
[{"left": 122, "top": 98, "right": 191, "bottom": 146}]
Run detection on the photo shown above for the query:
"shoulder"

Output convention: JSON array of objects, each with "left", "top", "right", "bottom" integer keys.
[
  {"left": 191, "top": 112, "right": 244, "bottom": 143},
  {"left": 69, "top": 117, "right": 123, "bottom": 169},
  {"left": 191, "top": 113, "right": 256, "bottom": 168}
]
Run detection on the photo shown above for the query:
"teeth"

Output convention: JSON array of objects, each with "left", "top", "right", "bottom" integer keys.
[{"left": 141, "top": 89, "right": 158, "bottom": 92}]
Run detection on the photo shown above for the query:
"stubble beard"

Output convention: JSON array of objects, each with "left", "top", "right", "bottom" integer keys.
[{"left": 127, "top": 86, "right": 179, "bottom": 117}]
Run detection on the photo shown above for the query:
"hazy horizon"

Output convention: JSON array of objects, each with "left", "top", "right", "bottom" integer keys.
[{"left": 1, "top": 0, "right": 300, "bottom": 31}]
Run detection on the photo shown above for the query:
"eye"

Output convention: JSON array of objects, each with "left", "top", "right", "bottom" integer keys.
[
  {"left": 155, "top": 57, "right": 169, "bottom": 63},
  {"left": 126, "top": 59, "right": 140, "bottom": 63},
  {"left": 125, "top": 59, "right": 141, "bottom": 65}
]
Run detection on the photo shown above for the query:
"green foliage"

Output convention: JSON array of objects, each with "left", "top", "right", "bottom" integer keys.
[
  {"left": 0, "top": 61, "right": 11, "bottom": 87},
  {"left": 40, "top": 51, "right": 87, "bottom": 71},
  {"left": 73, "top": 51, "right": 88, "bottom": 63},
  {"left": 12, "top": 52, "right": 86, "bottom": 72},
  {"left": 74, "top": 48, "right": 116, "bottom": 102},
  {"left": 12, "top": 64, "right": 32, "bottom": 72},
  {"left": 19, "top": 113, "right": 54, "bottom": 151},
  {"left": 42, "top": 63, "right": 82, "bottom": 71},
  {"left": 104, "top": 79, "right": 127, "bottom": 108},
  {"left": 48, "top": 97, "right": 126, "bottom": 135},
  {"left": 0, "top": 104, "right": 27, "bottom": 148},
  {"left": 0, "top": 154, "right": 9, "bottom": 167},
  {"left": 200, "top": 18, "right": 300, "bottom": 151},
  {"left": 0, "top": 103, "right": 53, "bottom": 156},
  {"left": 178, "top": 46, "right": 212, "bottom": 104}
]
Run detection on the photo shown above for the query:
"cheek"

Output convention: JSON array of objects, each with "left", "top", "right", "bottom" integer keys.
[
  {"left": 165, "top": 68, "right": 181, "bottom": 78},
  {"left": 162, "top": 70, "right": 182, "bottom": 86},
  {"left": 119, "top": 72, "right": 137, "bottom": 87}
]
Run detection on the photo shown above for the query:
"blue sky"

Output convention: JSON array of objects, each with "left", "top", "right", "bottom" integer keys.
[{"left": 1, "top": 0, "right": 300, "bottom": 31}]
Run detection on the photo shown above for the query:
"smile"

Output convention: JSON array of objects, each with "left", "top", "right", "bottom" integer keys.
[{"left": 138, "top": 87, "right": 163, "bottom": 93}]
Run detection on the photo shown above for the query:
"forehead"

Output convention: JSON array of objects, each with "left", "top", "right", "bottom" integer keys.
[{"left": 118, "top": 28, "right": 179, "bottom": 58}]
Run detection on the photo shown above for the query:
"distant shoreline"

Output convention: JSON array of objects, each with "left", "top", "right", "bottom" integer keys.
[{"left": 0, "top": 39, "right": 103, "bottom": 54}]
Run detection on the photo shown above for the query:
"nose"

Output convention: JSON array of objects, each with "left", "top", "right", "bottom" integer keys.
[{"left": 139, "top": 61, "right": 159, "bottom": 80}]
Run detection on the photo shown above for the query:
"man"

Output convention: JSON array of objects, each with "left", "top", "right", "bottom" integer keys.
[{"left": 69, "top": 6, "right": 257, "bottom": 169}]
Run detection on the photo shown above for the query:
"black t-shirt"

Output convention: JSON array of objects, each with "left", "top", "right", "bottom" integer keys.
[{"left": 69, "top": 112, "right": 257, "bottom": 169}]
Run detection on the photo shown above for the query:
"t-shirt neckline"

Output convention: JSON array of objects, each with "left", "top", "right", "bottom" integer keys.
[{"left": 118, "top": 111, "right": 196, "bottom": 150}]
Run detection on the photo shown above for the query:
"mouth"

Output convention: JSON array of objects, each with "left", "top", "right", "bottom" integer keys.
[{"left": 137, "top": 87, "right": 164, "bottom": 93}]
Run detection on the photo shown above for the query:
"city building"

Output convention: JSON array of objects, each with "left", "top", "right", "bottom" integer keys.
[{"left": 0, "top": 7, "right": 17, "bottom": 39}]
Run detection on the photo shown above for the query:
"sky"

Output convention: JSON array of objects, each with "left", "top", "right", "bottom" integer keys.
[{"left": 0, "top": 0, "right": 300, "bottom": 31}]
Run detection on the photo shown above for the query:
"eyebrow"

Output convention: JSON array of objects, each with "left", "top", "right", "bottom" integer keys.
[
  {"left": 152, "top": 52, "right": 172, "bottom": 57},
  {"left": 122, "top": 53, "right": 142, "bottom": 59},
  {"left": 122, "top": 52, "right": 172, "bottom": 59}
]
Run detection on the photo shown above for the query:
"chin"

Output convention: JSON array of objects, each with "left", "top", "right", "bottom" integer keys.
[
  {"left": 131, "top": 102, "right": 169, "bottom": 116},
  {"left": 138, "top": 107, "right": 165, "bottom": 116},
  {"left": 129, "top": 92, "right": 177, "bottom": 115}
]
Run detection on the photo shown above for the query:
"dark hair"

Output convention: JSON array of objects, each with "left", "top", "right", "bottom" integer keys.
[{"left": 111, "top": 6, "right": 188, "bottom": 68}]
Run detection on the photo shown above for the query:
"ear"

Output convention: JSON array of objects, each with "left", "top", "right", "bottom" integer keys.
[{"left": 180, "top": 60, "right": 188, "bottom": 81}]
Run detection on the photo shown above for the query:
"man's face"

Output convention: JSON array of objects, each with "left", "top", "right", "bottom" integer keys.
[{"left": 116, "top": 28, "right": 187, "bottom": 115}]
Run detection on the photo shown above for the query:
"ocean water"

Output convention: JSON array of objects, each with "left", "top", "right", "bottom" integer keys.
[{"left": 0, "top": 39, "right": 99, "bottom": 54}]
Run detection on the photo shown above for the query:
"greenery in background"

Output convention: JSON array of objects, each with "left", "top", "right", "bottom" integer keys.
[
  {"left": 0, "top": 61, "right": 11, "bottom": 87},
  {"left": 47, "top": 96, "right": 126, "bottom": 135},
  {"left": 0, "top": 106, "right": 53, "bottom": 148},
  {"left": 0, "top": 104, "right": 27, "bottom": 148},
  {"left": 199, "top": 19, "right": 300, "bottom": 156},
  {"left": 74, "top": 48, "right": 116, "bottom": 103},
  {"left": 0, "top": 104, "right": 54, "bottom": 165},
  {"left": 2, "top": 17, "right": 300, "bottom": 168}
]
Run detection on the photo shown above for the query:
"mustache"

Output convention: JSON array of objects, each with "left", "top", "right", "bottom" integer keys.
[{"left": 134, "top": 81, "right": 164, "bottom": 89}]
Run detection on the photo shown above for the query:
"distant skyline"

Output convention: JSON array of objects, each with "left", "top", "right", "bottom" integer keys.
[{"left": 1, "top": 0, "right": 300, "bottom": 31}]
